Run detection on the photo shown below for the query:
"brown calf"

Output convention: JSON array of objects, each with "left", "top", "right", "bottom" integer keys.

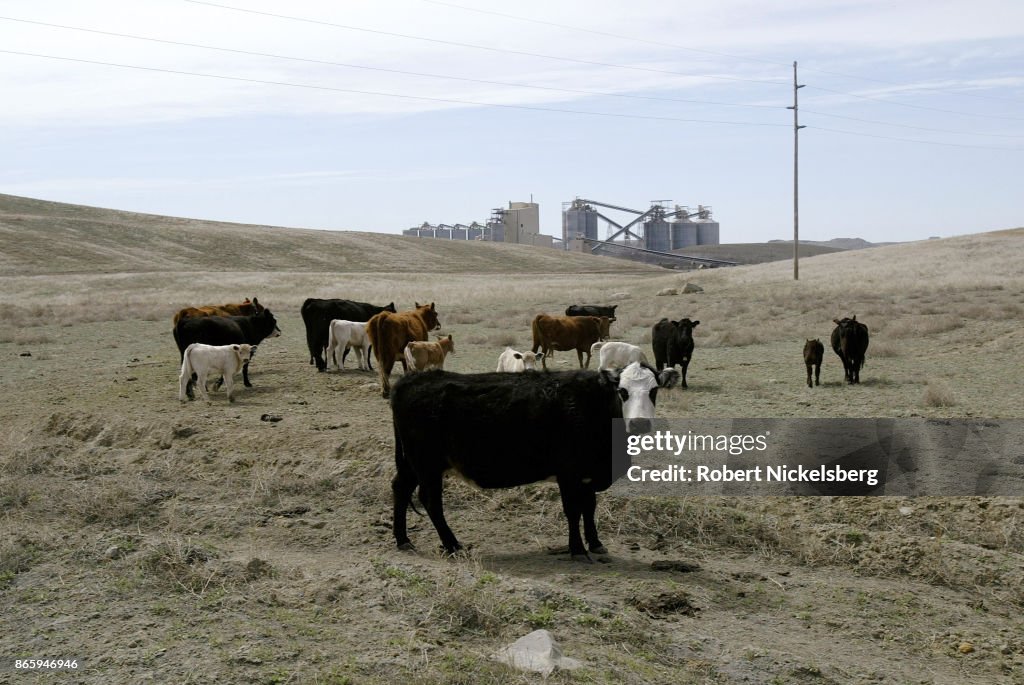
[
  {"left": 366, "top": 302, "right": 441, "bottom": 398},
  {"left": 404, "top": 334, "right": 455, "bottom": 372},
  {"left": 803, "top": 338, "right": 824, "bottom": 388},
  {"left": 531, "top": 314, "right": 611, "bottom": 370}
]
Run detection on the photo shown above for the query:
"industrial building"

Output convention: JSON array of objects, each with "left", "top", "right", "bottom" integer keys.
[
  {"left": 562, "top": 198, "right": 720, "bottom": 254},
  {"left": 402, "top": 201, "right": 555, "bottom": 248}
]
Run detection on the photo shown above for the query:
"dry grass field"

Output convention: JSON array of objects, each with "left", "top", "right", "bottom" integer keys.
[{"left": 1, "top": 195, "right": 1023, "bottom": 684}]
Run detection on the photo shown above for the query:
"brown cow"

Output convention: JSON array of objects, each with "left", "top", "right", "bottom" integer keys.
[
  {"left": 173, "top": 297, "right": 264, "bottom": 327},
  {"left": 404, "top": 334, "right": 455, "bottom": 372},
  {"left": 366, "top": 302, "right": 441, "bottom": 398},
  {"left": 531, "top": 314, "right": 611, "bottom": 370}
]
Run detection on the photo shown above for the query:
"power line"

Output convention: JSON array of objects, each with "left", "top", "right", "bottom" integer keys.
[
  {"left": 8, "top": 14, "right": 1016, "bottom": 140},
  {"left": 806, "top": 125, "right": 1020, "bottom": 150},
  {"left": 182, "top": 0, "right": 788, "bottom": 87},
  {"left": 417, "top": 0, "right": 1023, "bottom": 104},
  {"left": 800, "top": 109, "right": 1024, "bottom": 138},
  {"left": 6, "top": 48, "right": 1017, "bottom": 151},
  {"left": 805, "top": 85, "right": 1024, "bottom": 121},
  {"left": 0, "top": 16, "right": 783, "bottom": 112},
  {"left": 0, "top": 49, "right": 789, "bottom": 128}
]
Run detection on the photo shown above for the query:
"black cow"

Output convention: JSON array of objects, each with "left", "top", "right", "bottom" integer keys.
[
  {"left": 831, "top": 316, "right": 869, "bottom": 384},
  {"left": 301, "top": 298, "right": 396, "bottom": 372},
  {"left": 566, "top": 304, "right": 618, "bottom": 321},
  {"left": 651, "top": 318, "right": 700, "bottom": 388},
  {"left": 390, "top": 363, "right": 680, "bottom": 562},
  {"left": 174, "top": 309, "right": 281, "bottom": 395}
]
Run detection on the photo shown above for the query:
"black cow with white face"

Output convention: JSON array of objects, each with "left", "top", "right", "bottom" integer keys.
[
  {"left": 389, "top": 362, "right": 679, "bottom": 562},
  {"left": 831, "top": 316, "right": 870, "bottom": 384},
  {"left": 651, "top": 317, "right": 700, "bottom": 388},
  {"left": 301, "top": 298, "right": 396, "bottom": 372}
]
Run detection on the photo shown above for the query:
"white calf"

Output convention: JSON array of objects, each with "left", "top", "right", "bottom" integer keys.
[
  {"left": 495, "top": 347, "right": 544, "bottom": 372},
  {"left": 326, "top": 319, "right": 370, "bottom": 371},
  {"left": 404, "top": 335, "right": 455, "bottom": 372},
  {"left": 594, "top": 341, "right": 650, "bottom": 371},
  {"left": 179, "top": 343, "right": 254, "bottom": 403}
]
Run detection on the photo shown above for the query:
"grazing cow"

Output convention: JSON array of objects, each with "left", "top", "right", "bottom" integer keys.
[
  {"left": 390, "top": 362, "right": 681, "bottom": 561},
  {"left": 404, "top": 334, "right": 455, "bottom": 372},
  {"left": 301, "top": 298, "right": 396, "bottom": 372},
  {"left": 366, "top": 302, "right": 442, "bottom": 398},
  {"left": 651, "top": 318, "right": 700, "bottom": 388},
  {"left": 173, "top": 309, "right": 281, "bottom": 388},
  {"left": 495, "top": 347, "right": 544, "bottom": 372},
  {"left": 531, "top": 314, "right": 611, "bottom": 370},
  {"left": 804, "top": 338, "right": 825, "bottom": 388},
  {"left": 591, "top": 341, "right": 650, "bottom": 371},
  {"left": 179, "top": 343, "right": 254, "bottom": 403},
  {"left": 565, "top": 304, "right": 618, "bottom": 321},
  {"left": 831, "top": 316, "right": 870, "bottom": 384},
  {"left": 326, "top": 320, "right": 371, "bottom": 372},
  {"left": 172, "top": 297, "right": 264, "bottom": 354}
]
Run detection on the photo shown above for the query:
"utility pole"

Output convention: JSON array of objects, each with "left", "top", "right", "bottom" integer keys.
[{"left": 787, "top": 61, "right": 806, "bottom": 280}]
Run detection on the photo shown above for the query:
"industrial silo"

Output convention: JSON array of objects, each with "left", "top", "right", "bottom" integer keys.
[
  {"left": 671, "top": 219, "right": 697, "bottom": 249},
  {"left": 695, "top": 220, "right": 720, "bottom": 245},
  {"left": 645, "top": 217, "right": 671, "bottom": 252},
  {"left": 467, "top": 226, "right": 482, "bottom": 240},
  {"left": 562, "top": 205, "right": 599, "bottom": 242},
  {"left": 434, "top": 227, "right": 451, "bottom": 240},
  {"left": 451, "top": 227, "right": 467, "bottom": 240}
]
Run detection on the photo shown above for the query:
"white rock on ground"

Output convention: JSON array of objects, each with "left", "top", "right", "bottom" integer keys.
[{"left": 491, "top": 629, "right": 582, "bottom": 675}]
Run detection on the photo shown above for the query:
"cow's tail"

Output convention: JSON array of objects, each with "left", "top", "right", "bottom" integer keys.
[
  {"left": 392, "top": 420, "right": 422, "bottom": 517},
  {"left": 178, "top": 344, "right": 197, "bottom": 399},
  {"left": 403, "top": 344, "right": 416, "bottom": 372},
  {"left": 326, "top": 322, "right": 336, "bottom": 369}
]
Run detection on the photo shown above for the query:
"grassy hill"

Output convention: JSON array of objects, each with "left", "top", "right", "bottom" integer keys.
[
  {"left": 673, "top": 241, "right": 843, "bottom": 264},
  {"left": 0, "top": 194, "right": 659, "bottom": 276}
]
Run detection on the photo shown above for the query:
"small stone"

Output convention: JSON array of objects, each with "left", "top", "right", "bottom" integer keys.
[
  {"left": 656, "top": 287, "right": 678, "bottom": 296},
  {"left": 104, "top": 545, "right": 125, "bottom": 559},
  {"left": 681, "top": 282, "right": 704, "bottom": 293},
  {"left": 958, "top": 642, "right": 975, "bottom": 654},
  {"left": 260, "top": 414, "right": 283, "bottom": 422}
]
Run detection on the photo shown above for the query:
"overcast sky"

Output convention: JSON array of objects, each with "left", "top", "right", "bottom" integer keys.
[{"left": 1, "top": 0, "right": 1022, "bottom": 243}]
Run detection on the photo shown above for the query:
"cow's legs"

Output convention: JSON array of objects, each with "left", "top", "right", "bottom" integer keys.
[
  {"left": 680, "top": 360, "right": 689, "bottom": 388},
  {"left": 557, "top": 478, "right": 589, "bottom": 561},
  {"left": 814, "top": 362, "right": 821, "bottom": 386},
  {"left": 195, "top": 371, "right": 211, "bottom": 402},
  {"left": 242, "top": 360, "right": 253, "bottom": 387},
  {"left": 580, "top": 488, "right": 606, "bottom": 555},
  {"left": 577, "top": 349, "right": 586, "bottom": 368},
  {"left": 417, "top": 471, "right": 462, "bottom": 555},
  {"left": 223, "top": 372, "right": 236, "bottom": 403},
  {"left": 379, "top": 358, "right": 394, "bottom": 398}
]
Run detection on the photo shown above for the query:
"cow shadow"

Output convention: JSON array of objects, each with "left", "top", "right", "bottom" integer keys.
[{"left": 479, "top": 548, "right": 687, "bottom": 581}]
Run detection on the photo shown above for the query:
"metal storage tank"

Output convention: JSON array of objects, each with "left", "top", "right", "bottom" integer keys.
[
  {"left": 467, "top": 227, "right": 482, "bottom": 240},
  {"left": 402, "top": 228, "right": 419, "bottom": 237},
  {"left": 451, "top": 227, "right": 467, "bottom": 240},
  {"left": 645, "top": 218, "right": 671, "bottom": 252},
  {"left": 418, "top": 227, "right": 435, "bottom": 238},
  {"left": 434, "top": 228, "right": 451, "bottom": 240},
  {"left": 671, "top": 220, "right": 697, "bottom": 249},
  {"left": 696, "top": 221, "right": 720, "bottom": 245},
  {"left": 563, "top": 207, "right": 599, "bottom": 242}
]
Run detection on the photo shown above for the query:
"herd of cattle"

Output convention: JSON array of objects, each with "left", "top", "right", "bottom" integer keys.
[{"left": 169, "top": 296, "right": 870, "bottom": 561}]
